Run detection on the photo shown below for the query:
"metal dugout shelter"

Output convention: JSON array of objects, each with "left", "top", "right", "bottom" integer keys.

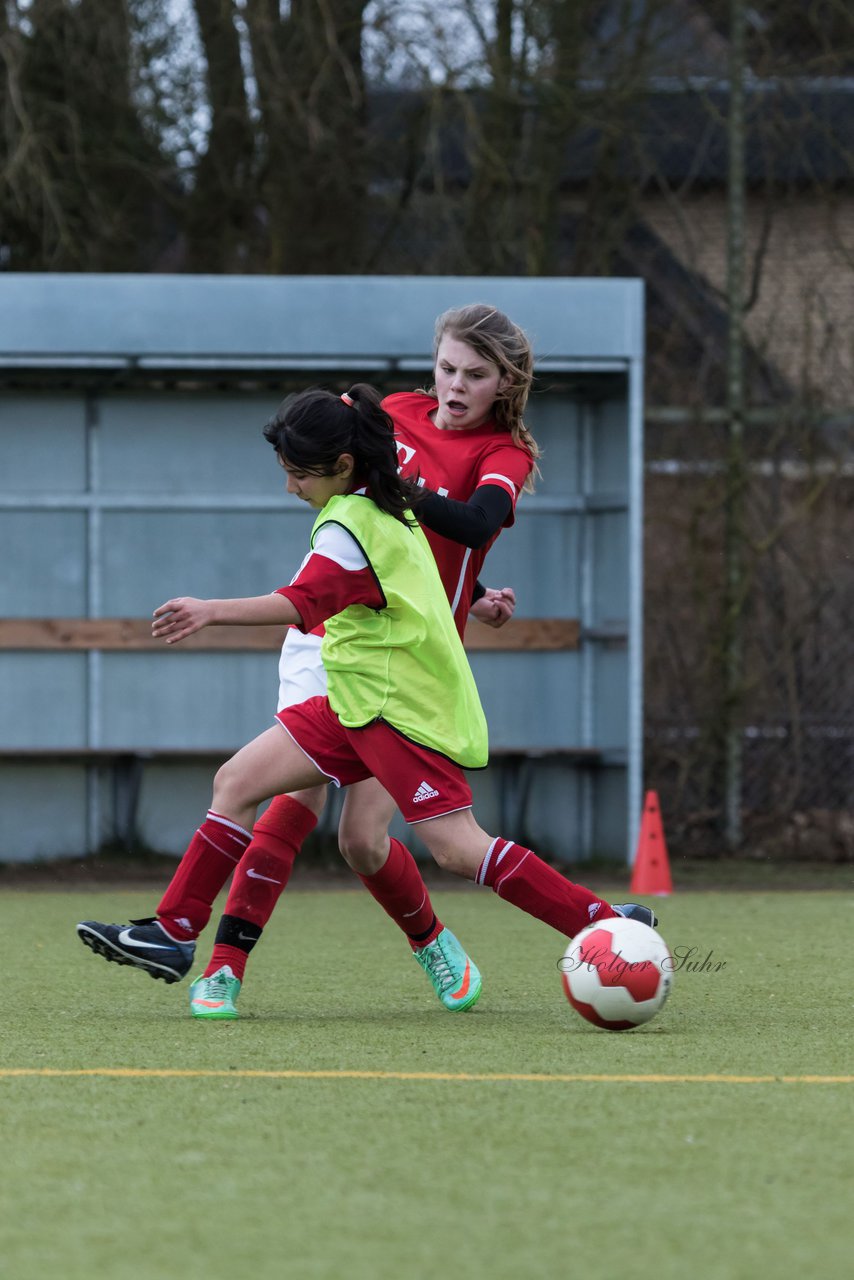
[{"left": 0, "top": 275, "right": 644, "bottom": 865}]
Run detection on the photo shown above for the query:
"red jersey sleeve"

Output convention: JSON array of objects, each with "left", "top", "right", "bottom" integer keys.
[
  {"left": 276, "top": 524, "right": 383, "bottom": 633},
  {"left": 475, "top": 443, "right": 533, "bottom": 523}
]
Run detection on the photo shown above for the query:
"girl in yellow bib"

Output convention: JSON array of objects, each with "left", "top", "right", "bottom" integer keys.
[{"left": 77, "top": 385, "right": 654, "bottom": 1014}]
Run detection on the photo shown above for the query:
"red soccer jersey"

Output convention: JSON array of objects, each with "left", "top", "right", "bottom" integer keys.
[
  {"left": 277, "top": 524, "right": 383, "bottom": 632},
  {"left": 385, "top": 391, "right": 533, "bottom": 634}
]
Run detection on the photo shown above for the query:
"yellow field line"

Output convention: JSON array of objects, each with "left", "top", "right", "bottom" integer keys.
[{"left": 1, "top": 1068, "right": 852, "bottom": 1084}]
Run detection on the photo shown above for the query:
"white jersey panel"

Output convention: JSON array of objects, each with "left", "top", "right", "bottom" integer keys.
[
  {"left": 311, "top": 522, "right": 369, "bottom": 571},
  {"left": 277, "top": 628, "right": 326, "bottom": 711}
]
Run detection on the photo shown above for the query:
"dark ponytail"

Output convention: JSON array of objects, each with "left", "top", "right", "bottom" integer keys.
[{"left": 263, "top": 383, "right": 421, "bottom": 522}]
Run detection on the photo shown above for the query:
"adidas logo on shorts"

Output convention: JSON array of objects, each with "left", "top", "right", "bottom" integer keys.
[{"left": 412, "top": 780, "right": 440, "bottom": 803}]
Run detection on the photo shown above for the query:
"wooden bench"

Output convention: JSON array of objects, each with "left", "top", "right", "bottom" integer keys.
[
  {"left": 0, "top": 617, "right": 580, "bottom": 652},
  {"left": 0, "top": 616, "right": 605, "bottom": 847}
]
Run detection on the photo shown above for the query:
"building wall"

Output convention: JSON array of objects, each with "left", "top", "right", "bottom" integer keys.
[{"left": 644, "top": 191, "right": 854, "bottom": 407}]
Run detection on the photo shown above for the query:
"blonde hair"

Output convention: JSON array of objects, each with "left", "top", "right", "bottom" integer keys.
[{"left": 431, "top": 303, "right": 540, "bottom": 488}]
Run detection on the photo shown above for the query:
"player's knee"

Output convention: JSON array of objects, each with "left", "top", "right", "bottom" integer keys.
[
  {"left": 211, "top": 758, "right": 249, "bottom": 812},
  {"left": 428, "top": 841, "right": 456, "bottom": 872},
  {"left": 288, "top": 785, "right": 327, "bottom": 819},
  {"left": 421, "top": 834, "right": 465, "bottom": 877},
  {"left": 338, "top": 827, "right": 388, "bottom": 874}
]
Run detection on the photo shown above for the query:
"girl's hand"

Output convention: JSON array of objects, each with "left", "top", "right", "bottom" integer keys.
[
  {"left": 469, "top": 586, "right": 516, "bottom": 630},
  {"left": 152, "top": 597, "right": 217, "bottom": 644}
]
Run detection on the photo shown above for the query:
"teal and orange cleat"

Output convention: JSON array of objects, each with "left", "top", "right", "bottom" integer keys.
[
  {"left": 413, "top": 927, "right": 482, "bottom": 1012},
  {"left": 189, "top": 966, "right": 241, "bottom": 1020}
]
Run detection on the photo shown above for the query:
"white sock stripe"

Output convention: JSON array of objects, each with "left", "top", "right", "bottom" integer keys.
[
  {"left": 477, "top": 836, "right": 500, "bottom": 885},
  {"left": 199, "top": 830, "right": 243, "bottom": 863},
  {"left": 495, "top": 849, "right": 531, "bottom": 896},
  {"left": 495, "top": 839, "right": 515, "bottom": 866},
  {"left": 205, "top": 811, "right": 252, "bottom": 843}
]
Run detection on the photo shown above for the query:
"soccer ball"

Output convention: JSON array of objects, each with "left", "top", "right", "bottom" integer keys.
[{"left": 560, "top": 916, "right": 673, "bottom": 1031}]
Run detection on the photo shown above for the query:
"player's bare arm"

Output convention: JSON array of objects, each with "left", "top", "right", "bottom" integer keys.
[{"left": 152, "top": 593, "right": 302, "bottom": 644}]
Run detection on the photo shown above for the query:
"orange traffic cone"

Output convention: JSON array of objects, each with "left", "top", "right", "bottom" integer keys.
[{"left": 630, "top": 790, "right": 673, "bottom": 896}]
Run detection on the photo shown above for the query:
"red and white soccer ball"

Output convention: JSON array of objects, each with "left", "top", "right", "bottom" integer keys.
[{"left": 561, "top": 916, "right": 673, "bottom": 1031}]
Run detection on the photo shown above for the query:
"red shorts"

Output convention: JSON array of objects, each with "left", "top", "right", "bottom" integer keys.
[{"left": 276, "top": 696, "right": 473, "bottom": 824}]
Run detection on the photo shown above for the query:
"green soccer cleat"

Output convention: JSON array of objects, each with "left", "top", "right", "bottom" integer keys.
[
  {"left": 189, "top": 966, "right": 241, "bottom": 1020},
  {"left": 413, "top": 927, "right": 482, "bottom": 1012}
]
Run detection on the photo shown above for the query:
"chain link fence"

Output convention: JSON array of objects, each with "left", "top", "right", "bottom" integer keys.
[{"left": 645, "top": 415, "right": 854, "bottom": 858}]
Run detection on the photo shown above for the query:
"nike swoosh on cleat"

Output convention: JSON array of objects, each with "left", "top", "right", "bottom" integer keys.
[
  {"left": 193, "top": 1000, "right": 225, "bottom": 1008},
  {"left": 117, "top": 928, "right": 179, "bottom": 951},
  {"left": 246, "top": 868, "right": 282, "bottom": 884},
  {"left": 450, "top": 960, "right": 471, "bottom": 1001}
]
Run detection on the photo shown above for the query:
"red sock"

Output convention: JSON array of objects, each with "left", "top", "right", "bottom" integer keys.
[
  {"left": 476, "top": 838, "right": 617, "bottom": 938},
  {"left": 223, "top": 794, "right": 318, "bottom": 927},
  {"left": 358, "top": 838, "right": 442, "bottom": 949},
  {"left": 156, "top": 810, "right": 251, "bottom": 939},
  {"left": 202, "top": 796, "right": 318, "bottom": 980},
  {"left": 204, "top": 943, "right": 251, "bottom": 982}
]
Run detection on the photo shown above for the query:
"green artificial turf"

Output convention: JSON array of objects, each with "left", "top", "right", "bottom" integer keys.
[{"left": 2, "top": 885, "right": 853, "bottom": 1280}]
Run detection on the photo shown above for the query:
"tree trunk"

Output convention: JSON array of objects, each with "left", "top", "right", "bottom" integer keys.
[
  {"left": 245, "top": 0, "right": 369, "bottom": 273},
  {"left": 188, "top": 0, "right": 256, "bottom": 271}
]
